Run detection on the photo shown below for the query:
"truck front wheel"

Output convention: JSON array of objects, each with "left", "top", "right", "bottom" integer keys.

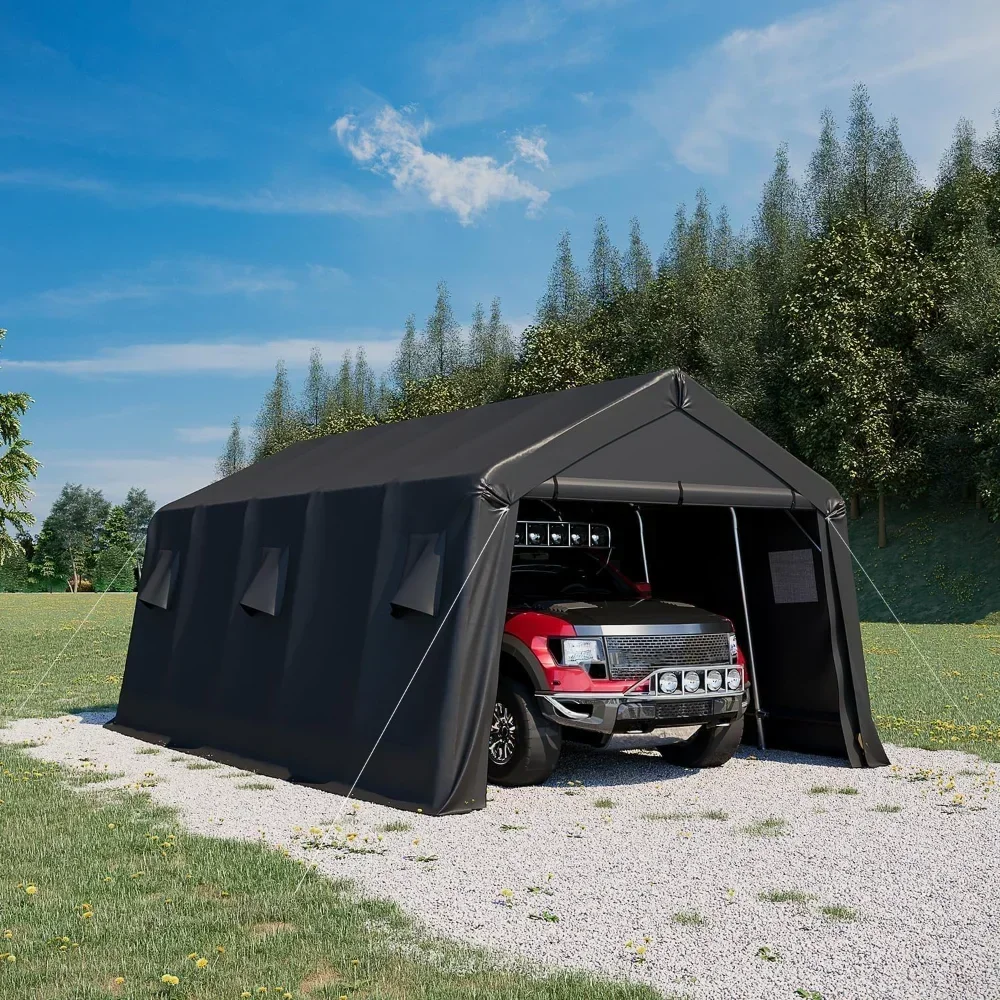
[
  {"left": 488, "top": 675, "right": 562, "bottom": 786},
  {"left": 657, "top": 715, "right": 744, "bottom": 768}
]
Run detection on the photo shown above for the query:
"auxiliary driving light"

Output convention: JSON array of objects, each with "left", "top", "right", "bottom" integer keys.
[
  {"left": 658, "top": 671, "right": 679, "bottom": 694},
  {"left": 569, "top": 523, "right": 588, "bottom": 546},
  {"left": 527, "top": 523, "right": 547, "bottom": 545},
  {"left": 589, "top": 524, "right": 611, "bottom": 547},
  {"left": 549, "top": 525, "right": 567, "bottom": 545},
  {"left": 682, "top": 671, "right": 701, "bottom": 693},
  {"left": 706, "top": 669, "right": 723, "bottom": 692},
  {"left": 726, "top": 668, "right": 741, "bottom": 690}
]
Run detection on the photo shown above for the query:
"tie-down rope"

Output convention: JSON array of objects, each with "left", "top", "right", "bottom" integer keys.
[{"left": 294, "top": 504, "right": 512, "bottom": 891}]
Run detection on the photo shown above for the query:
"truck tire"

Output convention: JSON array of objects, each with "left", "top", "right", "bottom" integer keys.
[
  {"left": 657, "top": 715, "right": 744, "bottom": 768},
  {"left": 488, "top": 675, "right": 562, "bottom": 786}
]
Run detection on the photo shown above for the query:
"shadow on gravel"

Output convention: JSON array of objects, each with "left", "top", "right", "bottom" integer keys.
[{"left": 544, "top": 738, "right": 854, "bottom": 789}]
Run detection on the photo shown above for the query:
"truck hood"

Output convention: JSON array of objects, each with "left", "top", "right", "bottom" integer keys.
[{"left": 522, "top": 599, "right": 731, "bottom": 631}]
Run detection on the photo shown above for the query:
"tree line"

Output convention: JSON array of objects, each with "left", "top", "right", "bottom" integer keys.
[
  {"left": 0, "top": 482, "right": 155, "bottom": 593},
  {"left": 229, "top": 88, "right": 1000, "bottom": 546}
]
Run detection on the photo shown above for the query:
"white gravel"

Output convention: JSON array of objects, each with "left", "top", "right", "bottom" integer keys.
[{"left": 5, "top": 713, "right": 1000, "bottom": 1000}]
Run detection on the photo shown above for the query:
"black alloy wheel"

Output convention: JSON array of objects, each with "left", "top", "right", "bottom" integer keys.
[{"left": 487, "top": 675, "right": 562, "bottom": 786}]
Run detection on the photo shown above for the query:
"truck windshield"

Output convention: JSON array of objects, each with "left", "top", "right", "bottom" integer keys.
[{"left": 507, "top": 549, "right": 638, "bottom": 604}]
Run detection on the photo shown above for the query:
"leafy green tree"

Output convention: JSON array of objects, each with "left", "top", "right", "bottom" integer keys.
[
  {"left": 781, "top": 220, "right": 939, "bottom": 546},
  {"left": 42, "top": 483, "right": 110, "bottom": 591},
  {"left": 509, "top": 321, "right": 612, "bottom": 398},
  {"left": 216, "top": 417, "right": 247, "bottom": 480},
  {"left": 537, "top": 231, "right": 588, "bottom": 325},
  {"left": 0, "top": 328, "right": 39, "bottom": 564},
  {"left": 421, "top": 281, "right": 464, "bottom": 378},
  {"left": 100, "top": 505, "right": 132, "bottom": 550},
  {"left": 253, "top": 361, "right": 300, "bottom": 461},
  {"left": 92, "top": 510, "right": 137, "bottom": 592},
  {"left": 121, "top": 487, "right": 155, "bottom": 549}
]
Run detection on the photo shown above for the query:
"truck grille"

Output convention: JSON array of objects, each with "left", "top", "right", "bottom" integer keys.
[{"left": 605, "top": 633, "right": 730, "bottom": 680}]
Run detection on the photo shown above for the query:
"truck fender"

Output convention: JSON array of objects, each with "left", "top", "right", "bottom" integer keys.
[{"left": 499, "top": 634, "right": 550, "bottom": 693}]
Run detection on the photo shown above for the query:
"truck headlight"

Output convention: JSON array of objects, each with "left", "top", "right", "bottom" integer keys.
[
  {"left": 682, "top": 671, "right": 701, "bottom": 693},
  {"left": 729, "top": 633, "right": 738, "bottom": 658},
  {"left": 706, "top": 669, "right": 723, "bottom": 692},
  {"left": 726, "top": 668, "right": 741, "bottom": 690},
  {"left": 561, "top": 639, "right": 604, "bottom": 667},
  {"left": 658, "top": 671, "right": 679, "bottom": 693}
]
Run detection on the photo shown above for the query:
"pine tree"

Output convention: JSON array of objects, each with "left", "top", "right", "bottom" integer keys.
[
  {"left": 392, "top": 314, "right": 421, "bottom": 390},
  {"left": 0, "top": 328, "right": 39, "bottom": 563},
  {"left": 216, "top": 417, "right": 247, "bottom": 479},
  {"left": 624, "top": 216, "right": 653, "bottom": 293},
  {"left": 487, "top": 298, "right": 515, "bottom": 361},
  {"left": 468, "top": 301, "right": 489, "bottom": 367},
  {"left": 808, "top": 108, "right": 844, "bottom": 232},
  {"left": 352, "top": 347, "right": 377, "bottom": 415},
  {"left": 537, "top": 231, "right": 587, "bottom": 324},
  {"left": 300, "top": 347, "right": 329, "bottom": 428},
  {"left": 422, "top": 281, "right": 464, "bottom": 378},
  {"left": 588, "top": 216, "right": 622, "bottom": 306},
  {"left": 252, "top": 361, "right": 298, "bottom": 461}
]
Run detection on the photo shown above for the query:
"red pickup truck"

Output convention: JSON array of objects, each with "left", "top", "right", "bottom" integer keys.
[{"left": 490, "top": 518, "right": 749, "bottom": 785}]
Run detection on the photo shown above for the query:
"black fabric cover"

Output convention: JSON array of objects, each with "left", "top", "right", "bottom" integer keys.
[{"left": 110, "top": 369, "right": 888, "bottom": 815}]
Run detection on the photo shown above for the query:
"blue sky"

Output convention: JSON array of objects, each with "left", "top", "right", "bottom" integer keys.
[{"left": 2, "top": 0, "right": 999, "bottom": 522}]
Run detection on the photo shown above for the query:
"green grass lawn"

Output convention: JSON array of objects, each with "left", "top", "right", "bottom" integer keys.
[{"left": 0, "top": 742, "right": 662, "bottom": 1000}]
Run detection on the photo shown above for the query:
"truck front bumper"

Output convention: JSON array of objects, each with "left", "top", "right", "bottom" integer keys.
[{"left": 537, "top": 690, "right": 748, "bottom": 736}]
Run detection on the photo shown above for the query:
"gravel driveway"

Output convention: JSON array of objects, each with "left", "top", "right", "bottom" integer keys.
[{"left": 6, "top": 714, "right": 999, "bottom": 1000}]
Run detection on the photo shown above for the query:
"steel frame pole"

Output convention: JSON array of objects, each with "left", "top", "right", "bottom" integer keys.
[{"left": 730, "top": 506, "right": 765, "bottom": 750}]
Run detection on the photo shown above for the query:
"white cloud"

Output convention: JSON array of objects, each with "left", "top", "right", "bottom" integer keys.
[
  {"left": 5, "top": 336, "right": 401, "bottom": 377},
  {"left": 0, "top": 169, "right": 399, "bottom": 218},
  {"left": 334, "top": 106, "right": 550, "bottom": 224},
  {"left": 512, "top": 133, "right": 550, "bottom": 170},
  {"left": 631, "top": 0, "right": 1000, "bottom": 180},
  {"left": 175, "top": 425, "right": 233, "bottom": 445},
  {"left": 6, "top": 258, "right": 352, "bottom": 318}
]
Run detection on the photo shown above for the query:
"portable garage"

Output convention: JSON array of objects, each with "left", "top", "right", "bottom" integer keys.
[{"left": 108, "top": 369, "right": 888, "bottom": 815}]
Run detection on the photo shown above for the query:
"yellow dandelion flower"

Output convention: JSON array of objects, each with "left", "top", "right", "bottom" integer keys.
[
  {"left": 5, "top": 954, "right": 15, "bottom": 963},
  {"left": 257, "top": 989, "right": 268, "bottom": 995},
  {"left": 196, "top": 957, "right": 209, "bottom": 968},
  {"left": 114, "top": 977, "right": 125, "bottom": 985},
  {"left": 108, "top": 823, "right": 116, "bottom": 829},
  {"left": 216, "top": 945, "right": 225, "bottom": 953},
  {"left": 309, "top": 826, "right": 322, "bottom": 834},
  {"left": 346, "top": 832, "right": 357, "bottom": 841},
  {"left": 161, "top": 974, "right": 180, "bottom": 985},
  {"left": 25, "top": 884, "right": 37, "bottom": 895},
  {"left": 242, "top": 994, "right": 252, "bottom": 998},
  {"left": 82, "top": 911, "right": 93, "bottom": 919},
  {"left": 187, "top": 952, "right": 198, "bottom": 960},
  {"left": 284, "top": 995, "right": 292, "bottom": 999},
  {"left": 2, "top": 930, "right": 10, "bottom": 939}
]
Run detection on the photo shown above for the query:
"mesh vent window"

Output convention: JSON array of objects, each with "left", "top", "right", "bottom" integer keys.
[{"left": 768, "top": 548, "right": 818, "bottom": 604}]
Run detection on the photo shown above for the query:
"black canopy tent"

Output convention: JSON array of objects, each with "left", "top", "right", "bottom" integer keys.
[{"left": 108, "top": 370, "right": 888, "bottom": 815}]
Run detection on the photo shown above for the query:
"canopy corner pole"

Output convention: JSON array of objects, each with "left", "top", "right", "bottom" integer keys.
[
  {"left": 730, "top": 506, "right": 765, "bottom": 750},
  {"left": 633, "top": 504, "right": 651, "bottom": 586}
]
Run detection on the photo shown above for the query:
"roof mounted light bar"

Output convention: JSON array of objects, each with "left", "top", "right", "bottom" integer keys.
[{"left": 513, "top": 521, "right": 611, "bottom": 548}]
